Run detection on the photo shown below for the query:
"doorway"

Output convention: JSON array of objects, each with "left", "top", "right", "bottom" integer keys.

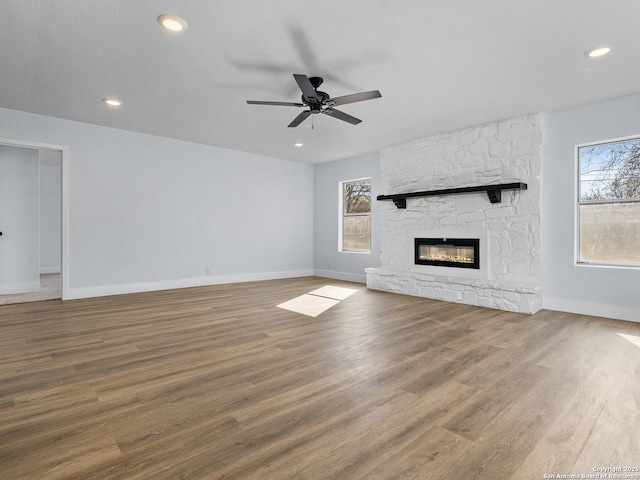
[{"left": 0, "top": 138, "right": 68, "bottom": 304}]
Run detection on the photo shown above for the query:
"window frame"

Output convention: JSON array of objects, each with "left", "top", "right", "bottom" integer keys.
[
  {"left": 575, "top": 134, "right": 640, "bottom": 269},
  {"left": 338, "top": 177, "right": 372, "bottom": 254}
]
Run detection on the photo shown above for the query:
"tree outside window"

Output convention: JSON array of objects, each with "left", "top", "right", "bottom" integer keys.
[
  {"left": 578, "top": 136, "right": 640, "bottom": 266},
  {"left": 341, "top": 178, "right": 371, "bottom": 252}
]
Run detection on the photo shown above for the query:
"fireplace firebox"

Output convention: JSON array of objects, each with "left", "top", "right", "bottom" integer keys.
[{"left": 414, "top": 238, "right": 480, "bottom": 269}]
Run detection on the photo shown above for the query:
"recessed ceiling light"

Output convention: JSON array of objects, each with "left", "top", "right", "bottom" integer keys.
[
  {"left": 294, "top": 142, "right": 304, "bottom": 147},
  {"left": 585, "top": 46, "right": 611, "bottom": 58},
  {"left": 157, "top": 14, "right": 188, "bottom": 32},
  {"left": 103, "top": 97, "right": 122, "bottom": 107}
]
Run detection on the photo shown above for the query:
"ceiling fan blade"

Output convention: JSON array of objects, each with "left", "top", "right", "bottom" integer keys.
[
  {"left": 322, "top": 108, "right": 362, "bottom": 125},
  {"left": 293, "top": 74, "right": 318, "bottom": 101},
  {"left": 330, "top": 90, "right": 381, "bottom": 107},
  {"left": 288, "top": 110, "right": 312, "bottom": 128},
  {"left": 247, "top": 100, "right": 304, "bottom": 107}
]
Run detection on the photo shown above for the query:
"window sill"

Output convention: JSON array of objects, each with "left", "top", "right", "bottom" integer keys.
[
  {"left": 576, "top": 261, "right": 640, "bottom": 270},
  {"left": 340, "top": 250, "right": 371, "bottom": 255}
]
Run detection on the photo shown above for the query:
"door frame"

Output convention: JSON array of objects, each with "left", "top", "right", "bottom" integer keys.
[{"left": 0, "top": 137, "right": 69, "bottom": 300}]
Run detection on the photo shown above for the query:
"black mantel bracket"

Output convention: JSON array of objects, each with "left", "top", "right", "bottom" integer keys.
[{"left": 377, "top": 182, "right": 528, "bottom": 209}]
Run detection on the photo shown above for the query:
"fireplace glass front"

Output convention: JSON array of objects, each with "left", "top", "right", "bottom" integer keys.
[{"left": 415, "top": 238, "right": 480, "bottom": 269}]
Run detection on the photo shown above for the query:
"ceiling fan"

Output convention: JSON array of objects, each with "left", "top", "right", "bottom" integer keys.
[{"left": 247, "top": 74, "right": 381, "bottom": 127}]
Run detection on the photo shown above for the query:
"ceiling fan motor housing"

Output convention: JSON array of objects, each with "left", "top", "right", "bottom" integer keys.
[{"left": 303, "top": 91, "right": 330, "bottom": 111}]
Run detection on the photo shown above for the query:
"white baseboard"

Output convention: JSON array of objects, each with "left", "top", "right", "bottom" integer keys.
[
  {"left": 543, "top": 297, "right": 640, "bottom": 324},
  {"left": 0, "top": 282, "right": 41, "bottom": 295},
  {"left": 40, "top": 266, "right": 61, "bottom": 274},
  {"left": 65, "top": 269, "right": 315, "bottom": 300},
  {"left": 313, "top": 269, "right": 366, "bottom": 284}
]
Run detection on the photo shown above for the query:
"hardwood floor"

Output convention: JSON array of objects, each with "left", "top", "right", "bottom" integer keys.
[{"left": 1, "top": 277, "right": 639, "bottom": 479}]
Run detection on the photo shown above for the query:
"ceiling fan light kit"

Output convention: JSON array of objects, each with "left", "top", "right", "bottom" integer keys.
[{"left": 247, "top": 74, "right": 381, "bottom": 127}]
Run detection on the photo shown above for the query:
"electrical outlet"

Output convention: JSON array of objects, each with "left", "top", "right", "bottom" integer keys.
[{"left": 207, "top": 266, "right": 212, "bottom": 274}]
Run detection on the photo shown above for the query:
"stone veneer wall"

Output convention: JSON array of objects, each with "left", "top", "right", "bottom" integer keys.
[{"left": 366, "top": 114, "right": 543, "bottom": 313}]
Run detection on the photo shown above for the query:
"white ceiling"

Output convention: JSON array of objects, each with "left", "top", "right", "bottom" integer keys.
[{"left": 1, "top": 1, "right": 639, "bottom": 164}]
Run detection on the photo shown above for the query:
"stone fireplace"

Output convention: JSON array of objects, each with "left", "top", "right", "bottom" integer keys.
[{"left": 366, "top": 114, "right": 543, "bottom": 314}]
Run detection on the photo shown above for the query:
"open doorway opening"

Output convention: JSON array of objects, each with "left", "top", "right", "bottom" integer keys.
[{"left": 0, "top": 139, "right": 68, "bottom": 305}]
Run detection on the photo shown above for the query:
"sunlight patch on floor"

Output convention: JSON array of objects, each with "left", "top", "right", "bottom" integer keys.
[
  {"left": 277, "top": 294, "right": 340, "bottom": 317},
  {"left": 618, "top": 333, "right": 640, "bottom": 348},
  {"left": 308, "top": 285, "right": 358, "bottom": 301},
  {"left": 277, "top": 285, "right": 359, "bottom": 317}
]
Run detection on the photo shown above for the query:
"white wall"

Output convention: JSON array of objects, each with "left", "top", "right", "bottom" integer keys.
[
  {"left": 0, "top": 145, "right": 40, "bottom": 294},
  {"left": 543, "top": 92, "right": 640, "bottom": 322},
  {"left": 314, "top": 152, "right": 380, "bottom": 283},
  {"left": 39, "top": 150, "right": 62, "bottom": 273},
  {"left": 0, "top": 107, "right": 314, "bottom": 299}
]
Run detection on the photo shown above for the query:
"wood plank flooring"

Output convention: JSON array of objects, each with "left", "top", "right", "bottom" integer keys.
[{"left": 1, "top": 277, "right": 639, "bottom": 479}]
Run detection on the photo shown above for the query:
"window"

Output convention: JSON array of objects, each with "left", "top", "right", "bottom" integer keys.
[
  {"left": 577, "top": 135, "right": 640, "bottom": 266},
  {"left": 340, "top": 178, "right": 371, "bottom": 252}
]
